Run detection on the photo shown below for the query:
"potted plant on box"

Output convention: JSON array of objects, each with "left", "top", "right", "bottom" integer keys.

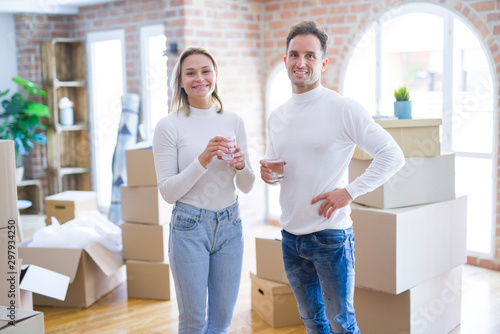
[
  {"left": 0, "top": 77, "right": 50, "bottom": 182},
  {"left": 394, "top": 85, "right": 412, "bottom": 119}
]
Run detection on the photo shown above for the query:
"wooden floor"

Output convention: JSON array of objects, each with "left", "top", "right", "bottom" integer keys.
[{"left": 19, "top": 215, "right": 500, "bottom": 334}]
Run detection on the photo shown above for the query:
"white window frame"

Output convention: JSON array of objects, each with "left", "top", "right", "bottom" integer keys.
[
  {"left": 140, "top": 24, "right": 167, "bottom": 142},
  {"left": 86, "top": 29, "right": 127, "bottom": 212}
]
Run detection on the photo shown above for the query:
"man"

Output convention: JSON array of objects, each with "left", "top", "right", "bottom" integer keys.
[{"left": 260, "top": 21, "right": 404, "bottom": 333}]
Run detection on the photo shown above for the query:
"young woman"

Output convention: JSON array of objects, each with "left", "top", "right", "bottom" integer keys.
[{"left": 152, "top": 47, "right": 255, "bottom": 333}]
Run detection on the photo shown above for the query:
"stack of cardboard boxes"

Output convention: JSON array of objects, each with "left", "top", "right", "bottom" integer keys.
[
  {"left": 349, "top": 118, "right": 467, "bottom": 334},
  {"left": 251, "top": 231, "right": 302, "bottom": 328},
  {"left": 1, "top": 140, "right": 71, "bottom": 333},
  {"left": 252, "top": 119, "right": 466, "bottom": 332},
  {"left": 121, "top": 145, "right": 172, "bottom": 300}
]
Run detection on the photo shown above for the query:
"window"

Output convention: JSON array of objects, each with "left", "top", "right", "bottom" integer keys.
[
  {"left": 265, "top": 65, "right": 291, "bottom": 221},
  {"left": 140, "top": 25, "right": 168, "bottom": 141},
  {"left": 87, "top": 29, "right": 126, "bottom": 211},
  {"left": 343, "top": 3, "right": 495, "bottom": 256}
]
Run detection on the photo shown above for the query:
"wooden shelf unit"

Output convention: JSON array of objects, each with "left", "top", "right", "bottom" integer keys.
[{"left": 41, "top": 38, "right": 92, "bottom": 194}]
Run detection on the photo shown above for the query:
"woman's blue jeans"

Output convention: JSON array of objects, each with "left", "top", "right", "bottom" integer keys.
[
  {"left": 169, "top": 201, "right": 243, "bottom": 334},
  {"left": 281, "top": 227, "right": 360, "bottom": 334}
]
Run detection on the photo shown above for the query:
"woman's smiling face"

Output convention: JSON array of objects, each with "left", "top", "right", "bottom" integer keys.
[{"left": 180, "top": 54, "right": 217, "bottom": 108}]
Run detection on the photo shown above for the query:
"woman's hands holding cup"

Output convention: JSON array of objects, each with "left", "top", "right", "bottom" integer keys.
[{"left": 198, "top": 136, "right": 245, "bottom": 170}]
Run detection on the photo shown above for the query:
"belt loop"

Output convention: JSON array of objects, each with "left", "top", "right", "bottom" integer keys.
[{"left": 227, "top": 207, "right": 232, "bottom": 221}]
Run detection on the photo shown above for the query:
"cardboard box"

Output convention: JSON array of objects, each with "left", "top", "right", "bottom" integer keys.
[
  {"left": 352, "top": 195, "right": 467, "bottom": 294},
  {"left": 126, "top": 260, "right": 170, "bottom": 300},
  {"left": 45, "top": 191, "right": 97, "bottom": 224},
  {"left": 121, "top": 186, "right": 172, "bottom": 225},
  {"left": 126, "top": 144, "right": 157, "bottom": 187},
  {"left": 0, "top": 140, "right": 20, "bottom": 232},
  {"left": 0, "top": 228, "right": 19, "bottom": 308},
  {"left": 355, "top": 266, "right": 462, "bottom": 334},
  {"left": 122, "top": 223, "right": 168, "bottom": 262},
  {"left": 354, "top": 118, "right": 441, "bottom": 159},
  {"left": 350, "top": 153, "right": 455, "bottom": 209},
  {"left": 0, "top": 307, "right": 44, "bottom": 334},
  {"left": 18, "top": 240, "right": 125, "bottom": 308},
  {"left": 255, "top": 237, "right": 288, "bottom": 285},
  {"left": 250, "top": 273, "right": 302, "bottom": 328}
]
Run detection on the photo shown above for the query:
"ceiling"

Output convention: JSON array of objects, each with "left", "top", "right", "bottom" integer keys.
[{"left": 0, "top": 0, "right": 119, "bottom": 14}]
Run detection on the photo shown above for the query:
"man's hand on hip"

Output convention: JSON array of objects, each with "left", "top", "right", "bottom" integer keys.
[{"left": 311, "top": 188, "right": 353, "bottom": 219}]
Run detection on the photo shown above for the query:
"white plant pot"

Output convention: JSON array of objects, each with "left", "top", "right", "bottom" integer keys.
[{"left": 16, "top": 166, "right": 24, "bottom": 183}]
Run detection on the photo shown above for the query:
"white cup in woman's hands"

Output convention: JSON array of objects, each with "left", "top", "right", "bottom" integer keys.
[{"left": 221, "top": 136, "right": 236, "bottom": 161}]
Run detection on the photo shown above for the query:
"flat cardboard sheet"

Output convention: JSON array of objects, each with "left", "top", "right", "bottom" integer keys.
[{"left": 20, "top": 264, "right": 70, "bottom": 301}]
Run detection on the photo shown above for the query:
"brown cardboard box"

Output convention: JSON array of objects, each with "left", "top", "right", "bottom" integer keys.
[
  {"left": 121, "top": 186, "right": 172, "bottom": 225},
  {"left": 255, "top": 237, "right": 288, "bottom": 285},
  {"left": 126, "top": 145, "right": 157, "bottom": 187},
  {"left": 350, "top": 153, "right": 455, "bottom": 209},
  {"left": 18, "top": 240, "right": 125, "bottom": 308},
  {"left": 250, "top": 273, "right": 302, "bottom": 328},
  {"left": 352, "top": 195, "right": 467, "bottom": 294},
  {"left": 355, "top": 266, "right": 462, "bottom": 334},
  {"left": 0, "top": 307, "right": 44, "bottom": 334},
  {"left": 126, "top": 260, "right": 170, "bottom": 300},
  {"left": 45, "top": 191, "right": 97, "bottom": 225},
  {"left": 0, "top": 228, "right": 19, "bottom": 308},
  {"left": 122, "top": 223, "right": 168, "bottom": 262},
  {"left": 0, "top": 140, "right": 18, "bottom": 230},
  {"left": 354, "top": 118, "right": 442, "bottom": 159}
]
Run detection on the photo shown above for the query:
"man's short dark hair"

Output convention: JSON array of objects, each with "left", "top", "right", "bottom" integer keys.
[{"left": 286, "top": 20, "right": 328, "bottom": 58}]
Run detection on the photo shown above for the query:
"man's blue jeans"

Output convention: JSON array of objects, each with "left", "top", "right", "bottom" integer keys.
[
  {"left": 281, "top": 227, "right": 360, "bottom": 334},
  {"left": 169, "top": 201, "right": 243, "bottom": 334}
]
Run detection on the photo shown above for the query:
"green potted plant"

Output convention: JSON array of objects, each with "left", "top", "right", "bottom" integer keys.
[
  {"left": 0, "top": 77, "right": 50, "bottom": 181},
  {"left": 393, "top": 85, "right": 412, "bottom": 119}
]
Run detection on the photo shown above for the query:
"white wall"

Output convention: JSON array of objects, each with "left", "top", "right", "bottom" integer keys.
[{"left": 0, "top": 14, "right": 18, "bottom": 94}]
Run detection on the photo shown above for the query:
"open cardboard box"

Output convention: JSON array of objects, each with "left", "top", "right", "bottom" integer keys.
[
  {"left": 0, "top": 307, "right": 44, "bottom": 334},
  {"left": 19, "top": 241, "right": 125, "bottom": 308}
]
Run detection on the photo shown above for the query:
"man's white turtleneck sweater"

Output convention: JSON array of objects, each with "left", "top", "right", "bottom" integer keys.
[
  {"left": 266, "top": 85, "right": 404, "bottom": 235},
  {"left": 153, "top": 105, "right": 255, "bottom": 211}
]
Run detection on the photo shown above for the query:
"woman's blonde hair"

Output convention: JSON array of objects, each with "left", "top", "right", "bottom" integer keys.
[{"left": 169, "top": 47, "right": 224, "bottom": 116}]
